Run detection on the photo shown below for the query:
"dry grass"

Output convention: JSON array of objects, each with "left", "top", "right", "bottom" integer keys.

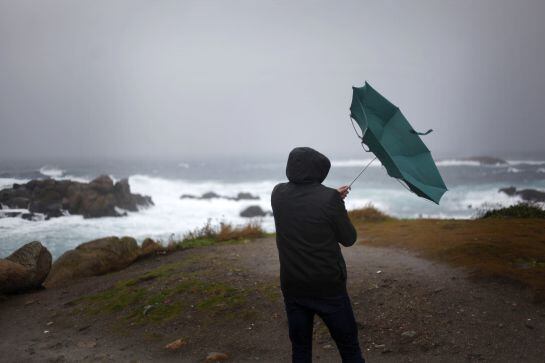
[
  {"left": 168, "top": 220, "right": 267, "bottom": 250},
  {"left": 356, "top": 218, "right": 545, "bottom": 301},
  {"left": 348, "top": 203, "right": 393, "bottom": 222}
]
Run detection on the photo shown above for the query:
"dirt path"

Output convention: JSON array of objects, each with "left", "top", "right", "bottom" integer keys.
[{"left": 1, "top": 238, "right": 544, "bottom": 362}]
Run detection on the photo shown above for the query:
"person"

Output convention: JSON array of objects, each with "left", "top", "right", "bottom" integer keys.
[{"left": 271, "top": 147, "right": 365, "bottom": 363}]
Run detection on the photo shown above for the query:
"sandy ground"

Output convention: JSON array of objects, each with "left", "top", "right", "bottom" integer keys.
[{"left": 1, "top": 237, "right": 544, "bottom": 362}]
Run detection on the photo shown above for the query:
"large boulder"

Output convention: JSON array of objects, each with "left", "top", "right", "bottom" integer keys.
[
  {"left": 0, "top": 260, "right": 29, "bottom": 294},
  {"left": 6, "top": 241, "right": 52, "bottom": 289},
  {"left": 0, "top": 241, "right": 52, "bottom": 294},
  {"left": 44, "top": 236, "right": 140, "bottom": 288}
]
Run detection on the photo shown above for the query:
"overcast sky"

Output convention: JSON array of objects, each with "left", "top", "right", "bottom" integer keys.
[{"left": 1, "top": 0, "right": 544, "bottom": 161}]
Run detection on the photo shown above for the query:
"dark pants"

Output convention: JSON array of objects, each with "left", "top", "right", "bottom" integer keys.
[{"left": 283, "top": 292, "right": 365, "bottom": 363}]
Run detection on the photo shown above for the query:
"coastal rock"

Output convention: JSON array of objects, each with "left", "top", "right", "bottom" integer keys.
[
  {"left": 0, "top": 259, "right": 29, "bottom": 294},
  {"left": 140, "top": 238, "right": 164, "bottom": 257},
  {"left": 234, "top": 192, "right": 259, "bottom": 200},
  {"left": 181, "top": 191, "right": 260, "bottom": 201},
  {"left": 201, "top": 191, "right": 221, "bottom": 199},
  {"left": 499, "top": 187, "right": 517, "bottom": 196},
  {"left": 6, "top": 241, "right": 52, "bottom": 290},
  {"left": 0, "top": 175, "right": 153, "bottom": 219},
  {"left": 499, "top": 187, "right": 545, "bottom": 203},
  {"left": 44, "top": 236, "right": 140, "bottom": 288},
  {"left": 240, "top": 205, "right": 269, "bottom": 218}
]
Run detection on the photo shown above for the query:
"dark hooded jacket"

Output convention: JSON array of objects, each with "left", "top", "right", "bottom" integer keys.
[{"left": 271, "top": 147, "right": 357, "bottom": 297}]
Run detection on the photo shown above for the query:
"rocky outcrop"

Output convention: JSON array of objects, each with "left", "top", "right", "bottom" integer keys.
[
  {"left": 181, "top": 191, "right": 259, "bottom": 201},
  {"left": 240, "top": 205, "right": 271, "bottom": 218},
  {"left": 499, "top": 187, "right": 545, "bottom": 203},
  {"left": 0, "top": 241, "right": 52, "bottom": 294},
  {"left": 0, "top": 175, "right": 153, "bottom": 219},
  {"left": 44, "top": 236, "right": 140, "bottom": 288}
]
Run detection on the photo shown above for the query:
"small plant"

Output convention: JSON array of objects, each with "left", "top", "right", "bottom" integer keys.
[
  {"left": 477, "top": 202, "right": 545, "bottom": 219},
  {"left": 348, "top": 203, "right": 393, "bottom": 222}
]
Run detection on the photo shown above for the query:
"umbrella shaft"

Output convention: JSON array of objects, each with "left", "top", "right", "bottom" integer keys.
[{"left": 348, "top": 157, "right": 377, "bottom": 187}]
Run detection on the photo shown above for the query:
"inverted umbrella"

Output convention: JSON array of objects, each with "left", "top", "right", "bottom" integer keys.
[{"left": 349, "top": 81, "right": 447, "bottom": 204}]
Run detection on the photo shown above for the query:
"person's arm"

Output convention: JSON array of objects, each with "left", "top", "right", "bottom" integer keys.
[{"left": 328, "top": 189, "right": 357, "bottom": 247}]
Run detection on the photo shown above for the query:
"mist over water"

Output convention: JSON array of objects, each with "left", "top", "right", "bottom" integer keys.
[{"left": 1, "top": 156, "right": 544, "bottom": 259}]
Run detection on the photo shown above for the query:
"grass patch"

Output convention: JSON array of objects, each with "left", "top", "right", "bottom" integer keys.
[
  {"left": 478, "top": 202, "right": 545, "bottom": 219},
  {"left": 73, "top": 253, "right": 275, "bottom": 328},
  {"left": 356, "top": 218, "right": 545, "bottom": 302},
  {"left": 349, "top": 203, "right": 393, "bottom": 222},
  {"left": 79, "top": 273, "right": 249, "bottom": 325}
]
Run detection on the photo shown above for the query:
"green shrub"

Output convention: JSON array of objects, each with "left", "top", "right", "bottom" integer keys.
[{"left": 478, "top": 202, "right": 545, "bottom": 219}]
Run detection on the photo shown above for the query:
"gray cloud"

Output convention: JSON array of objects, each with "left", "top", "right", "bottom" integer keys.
[{"left": 1, "top": 0, "right": 544, "bottom": 161}]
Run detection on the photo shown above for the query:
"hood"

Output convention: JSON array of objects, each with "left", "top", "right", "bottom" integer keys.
[{"left": 286, "top": 147, "right": 331, "bottom": 184}]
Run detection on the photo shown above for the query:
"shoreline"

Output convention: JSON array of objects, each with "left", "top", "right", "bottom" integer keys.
[{"left": 1, "top": 230, "right": 544, "bottom": 362}]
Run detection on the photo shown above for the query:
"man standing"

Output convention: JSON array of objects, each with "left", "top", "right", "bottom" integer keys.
[{"left": 271, "top": 147, "right": 365, "bottom": 363}]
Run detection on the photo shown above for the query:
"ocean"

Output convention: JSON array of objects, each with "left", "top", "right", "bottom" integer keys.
[{"left": 1, "top": 157, "right": 544, "bottom": 259}]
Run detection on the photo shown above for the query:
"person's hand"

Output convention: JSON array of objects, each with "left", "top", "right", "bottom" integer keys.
[{"left": 337, "top": 185, "right": 351, "bottom": 200}]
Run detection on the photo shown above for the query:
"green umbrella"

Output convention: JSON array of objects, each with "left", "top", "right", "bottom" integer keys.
[{"left": 349, "top": 81, "right": 447, "bottom": 204}]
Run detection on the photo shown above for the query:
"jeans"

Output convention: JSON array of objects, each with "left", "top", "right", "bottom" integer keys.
[{"left": 283, "top": 292, "right": 365, "bottom": 363}]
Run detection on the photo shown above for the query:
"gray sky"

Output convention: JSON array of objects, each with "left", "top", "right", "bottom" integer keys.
[{"left": 1, "top": 0, "right": 544, "bottom": 161}]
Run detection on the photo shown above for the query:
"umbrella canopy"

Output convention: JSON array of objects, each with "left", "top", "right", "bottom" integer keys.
[{"left": 350, "top": 81, "right": 447, "bottom": 204}]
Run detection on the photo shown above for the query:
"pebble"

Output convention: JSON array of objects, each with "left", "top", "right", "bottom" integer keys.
[
  {"left": 143, "top": 304, "right": 155, "bottom": 315},
  {"left": 164, "top": 338, "right": 187, "bottom": 351},
  {"left": 77, "top": 340, "right": 97, "bottom": 348},
  {"left": 206, "top": 352, "right": 229, "bottom": 361},
  {"left": 401, "top": 330, "right": 417, "bottom": 338}
]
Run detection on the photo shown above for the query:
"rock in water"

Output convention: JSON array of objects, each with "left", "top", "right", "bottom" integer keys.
[
  {"left": 499, "top": 186, "right": 517, "bottom": 196},
  {"left": 201, "top": 191, "right": 221, "bottom": 199},
  {"left": 499, "top": 186, "right": 545, "bottom": 203},
  {"left": 0, "top": 175, "right": 153, "bottom": 219},
  {"left": 234, "top": 192, "right": 259, "bottom": 201},
  {"left": 6, "top": 241, "right": 52, "bottom": 290},
  {"left": 240, "top": 205, "right": 269, "bottom": 218},
  {"left": 0, "top": 259, "right": 30, "bottom": 294},
  {"left": 44, "top": 236, "right": 140, "bottom": 288}
]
